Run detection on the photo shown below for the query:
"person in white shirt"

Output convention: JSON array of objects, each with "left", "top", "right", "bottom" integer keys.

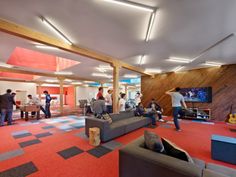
[
  {"left": 119, "top": 93, "right": 126, "bottom": 112},
  {"left": 105, "top": 89, "right": 113, "bottom": 113},
  {"left": 135, "top": 92, "right": 142, "bottom": 106},
  {"left": 27, "top": 94, "right": 46, "bottom": 117},
  {"left": 165, "top": 87, "right": 187, "bottom": 131}
]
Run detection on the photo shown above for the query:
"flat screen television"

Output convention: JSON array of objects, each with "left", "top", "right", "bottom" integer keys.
[{"left": 180, "top": 87, "right": 212, "bottom": 103}]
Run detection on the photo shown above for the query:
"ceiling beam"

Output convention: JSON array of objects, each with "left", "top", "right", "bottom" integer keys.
[
  {"left": 0, "top": 18, "right": 152, "bottom": 76},
  {"left": 0, "top": 66, "right": 96, "bottom": 82}
]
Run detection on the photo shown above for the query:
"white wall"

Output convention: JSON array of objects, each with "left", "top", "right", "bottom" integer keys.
[
  {"left": 76, "top": 86, "right": 98, "bottom": 105},
  {"left": 0, "top": 81, "right": 37, "bottom": 105},
  {"left": 0, "top": 81, "right": 37, "bottom": 95}
]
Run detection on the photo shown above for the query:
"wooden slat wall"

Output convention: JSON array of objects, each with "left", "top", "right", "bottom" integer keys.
[{"left": 141, "top": 64, "right": 236, "bottom": 121}]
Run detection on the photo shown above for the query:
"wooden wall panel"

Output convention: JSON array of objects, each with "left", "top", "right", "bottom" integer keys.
[{"left": 141, "top": 64, "right": 236, "bottom": 121}]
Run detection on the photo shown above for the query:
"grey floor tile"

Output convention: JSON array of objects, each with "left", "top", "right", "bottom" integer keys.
[
  {"left": 0, "top": 161, "right": 38, "bottom": 177},
  {"left": 12, "top": 130, "right": 29, "bottom": 136},
  {"left": 57, "top": 146, "right": 84, "bottom": 159},
  {"left": 13, "top": 133, "right": 32, "bottom": 139},
  {"left": 19, "top": 139, "right": 41, "bottom": 148},
  {"left": 102, "top": 141, "right": 123, "bottom": 150},
  {"left": 0, "top": 149, "right": 24, "bottom": 162},
  {"left": 70, "top": 123, "right": 84, "bottom": 129},
  {"left": 87, "top": 146, "right": 112, "bottom": 158},
  {"left": 42, "top": 125, "right": 55, "bottom": 129},
  {"left": 35, "top": 132, "right": 52, "bottom": 138}
]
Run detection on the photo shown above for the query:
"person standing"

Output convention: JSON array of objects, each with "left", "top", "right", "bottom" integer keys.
[
  {"left": 0, "top": 89, "right": 16, "bottom": 126},
  {"left": 27, "top": 94, "right": 46, "bottom": 117},
  {"left": 119, "top": 93, "right": 126, "bottom": 112},
  {"left": 165, "top": 87, "right": 187, "bottom": 131},
  {"left": 105, "top": 89, "right": 113, "bottom": 113},
  {"left": 96, "top": 87, "right": 104, "bottom": 100},
  {"left": 43, "top": 91, "right": 52, "bottom": 118}
]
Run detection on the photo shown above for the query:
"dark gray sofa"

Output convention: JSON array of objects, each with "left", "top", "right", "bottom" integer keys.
[
  {"left": 85, "top": 111, "right": 151, "bottom": 142},
  {"left": 119, "top": 136, "right": 236, "bottom": 177}
]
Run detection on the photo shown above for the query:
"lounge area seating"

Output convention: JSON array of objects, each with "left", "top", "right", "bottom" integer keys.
[
  {"left": 119, "top": 136, "right": 236, "bottom": 177},
  {"left": 85, "top": 111, "right": 151, "bottom": 142},
  {"left": 211, "top": 135, "right": 236, "bottom": 165}
]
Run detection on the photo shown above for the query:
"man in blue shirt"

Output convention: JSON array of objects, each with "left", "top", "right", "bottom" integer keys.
[{"left": 43, "top": 90, "right": 52, "bottom": 118}]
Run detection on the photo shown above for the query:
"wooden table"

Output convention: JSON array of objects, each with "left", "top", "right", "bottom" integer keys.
[{"left": 20, "top": 105, "right": 40, "bottom": 121}]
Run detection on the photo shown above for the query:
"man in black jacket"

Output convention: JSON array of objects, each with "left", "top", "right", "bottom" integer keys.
[
  {"left": 147, "top": 98, "right": 164, "bottom": 122},
  {"left": 0, "top": 89, "right": 16, "bottom": 126}
]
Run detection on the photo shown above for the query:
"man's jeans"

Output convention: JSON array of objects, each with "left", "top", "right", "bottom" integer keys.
[
  {"left": 1, "top": 109, "right": 13, "bottom": 125},
  {"left": 144, "top": 113, "right": 156, "bottom": 125},
  {"left": 173, "top": 107, "right": 183, "bottom": 130},
  {"left": 106, "top": 105, "right": 112, "bottom": 114},
  {"left": 45, "top": 103, "right": 51, "bottom": 118}
]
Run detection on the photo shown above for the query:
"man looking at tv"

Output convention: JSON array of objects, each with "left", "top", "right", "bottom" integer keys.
[{"left": 165, "top": 87, "right": 187, "bottom": 131}]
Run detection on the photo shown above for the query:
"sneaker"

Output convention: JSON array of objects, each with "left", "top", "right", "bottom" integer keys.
[
  {"left": 159, "top": 119, "right": 165, "bottom": 122},
  {"left": 176, "top": 129, "right": 182, "bottom": 132}
]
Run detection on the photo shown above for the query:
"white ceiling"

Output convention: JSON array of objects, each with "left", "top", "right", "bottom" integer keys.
[{"left": 0, "top": 0, "right": 236, "bottom": 80}]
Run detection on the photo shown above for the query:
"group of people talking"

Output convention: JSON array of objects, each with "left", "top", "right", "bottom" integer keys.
[
  {"left": 92, "top": 86, "right": 187, "bottom": 131},
  {"left": 0, "top": 89, "right": 52, "bottom": 126}
]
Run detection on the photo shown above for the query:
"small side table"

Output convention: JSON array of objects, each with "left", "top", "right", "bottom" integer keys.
[{"left": 89, "top": 127, "right": 101, "bottom": 146}]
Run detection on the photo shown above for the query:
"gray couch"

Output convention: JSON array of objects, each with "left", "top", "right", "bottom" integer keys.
[
  {"left": 119, "top": 136, "right": 236, "bottom": 177},
  {"left": 85, "top": 111, "right": 151, "bottom": 142}
]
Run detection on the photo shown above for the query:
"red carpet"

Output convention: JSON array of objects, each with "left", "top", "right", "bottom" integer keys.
[{"left": 0, "top": 117, "right": 235, "bottom": 177}]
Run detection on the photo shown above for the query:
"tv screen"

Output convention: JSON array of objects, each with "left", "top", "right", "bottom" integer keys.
[{"left": 180, "top": 87, "right": 212, "bottom": 103}]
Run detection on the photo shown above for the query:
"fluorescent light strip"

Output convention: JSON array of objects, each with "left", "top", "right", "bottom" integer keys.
[
  {"left": 123, "top": 74, "right": 138, "bottom": 78},
  {"left": 98, "top": 65, "right": 113, "bottom": 70},
  {"left": 203, "top": 61, "right": 223, "bottom": 67},
  {"left": 41, "top": 16, "right": 73, "bottom": 45},
  {"left": 35, "top": 45, "right": 58, "bottom": 50},
  {"left": 54, "top": 71, "right": 73, "bottom": 75},
  {"left": 45, "top": 79, "right": 58, "bottom": 83},
  {"left": 139, "top": 55, "right": 145, "bottom": 65},
  {"left": 167, "top": 57, "right": 192, "bottom": 63},
  {"left": 104, "top": 0, "right": 155, "bottom": 12},
  {"left": 72, "top": 82, "right": 82, "bottom": 85},
  {"left": 92, "top": 73, "right": 112, "bottom": 78},
  {"left": 173, "top": 66, "right": 185, "bottom": 72},
  {"left": 145, "top": 68, "right": 162, "bottom": 74},
  {"left": 145, "top": 12, "right": 156, "bottom": 42},
  {"left": 0, "top": 62, "right": 13, "bottom": 68}
]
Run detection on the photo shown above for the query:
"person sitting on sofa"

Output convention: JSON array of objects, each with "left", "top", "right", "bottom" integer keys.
[
  {"left": 135, "top": 103, "right": 157, "bottom": 127},
  {"left": 91, "top": 96, "right": 106, "bottom": 118},
  {"left": 147, "top": 98, "right": 164, "bottom": 122}
]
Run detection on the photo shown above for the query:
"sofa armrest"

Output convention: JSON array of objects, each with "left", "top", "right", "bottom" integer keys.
[
  {"left": 119, "top": 136, "right": 202, "bottom": 177},
  {"left": 206, "top": 163, "right": 236, "bottom": 177},
  {"left": 85, "top": 117, "right": 110, "bottom": 140},
  {"left": 203, "top": 169, "right": 230, "bottom": 177}
]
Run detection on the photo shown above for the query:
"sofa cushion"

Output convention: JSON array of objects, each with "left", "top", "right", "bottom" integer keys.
[
  {"left": 203, "top": 169, "right": 230, "bottom": 177},
  {"left": 110, "top": 111, "right": 135, "bottom": 122},
  {"left": 206, "top": 163, "right": 236, "bottom": 177},
  {"left": 162, "top": 138, "right": 194, "bottom": 163},
  {"left": 123, "top": 117, "right": 150, "bottom": 133},
  {"left": 144, "top": 130, "right": 165, "bottom": 153}
]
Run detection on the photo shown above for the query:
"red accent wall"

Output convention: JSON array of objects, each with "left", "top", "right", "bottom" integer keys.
[
  {"left": 0, "top": 72, "right": 34, "bottom": 80},
  {"left": 37, "top": 86, "right": 74, "bottom": 106},
  {"left": 66, "top": 86, "right": 75, "bottom": 107}
]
